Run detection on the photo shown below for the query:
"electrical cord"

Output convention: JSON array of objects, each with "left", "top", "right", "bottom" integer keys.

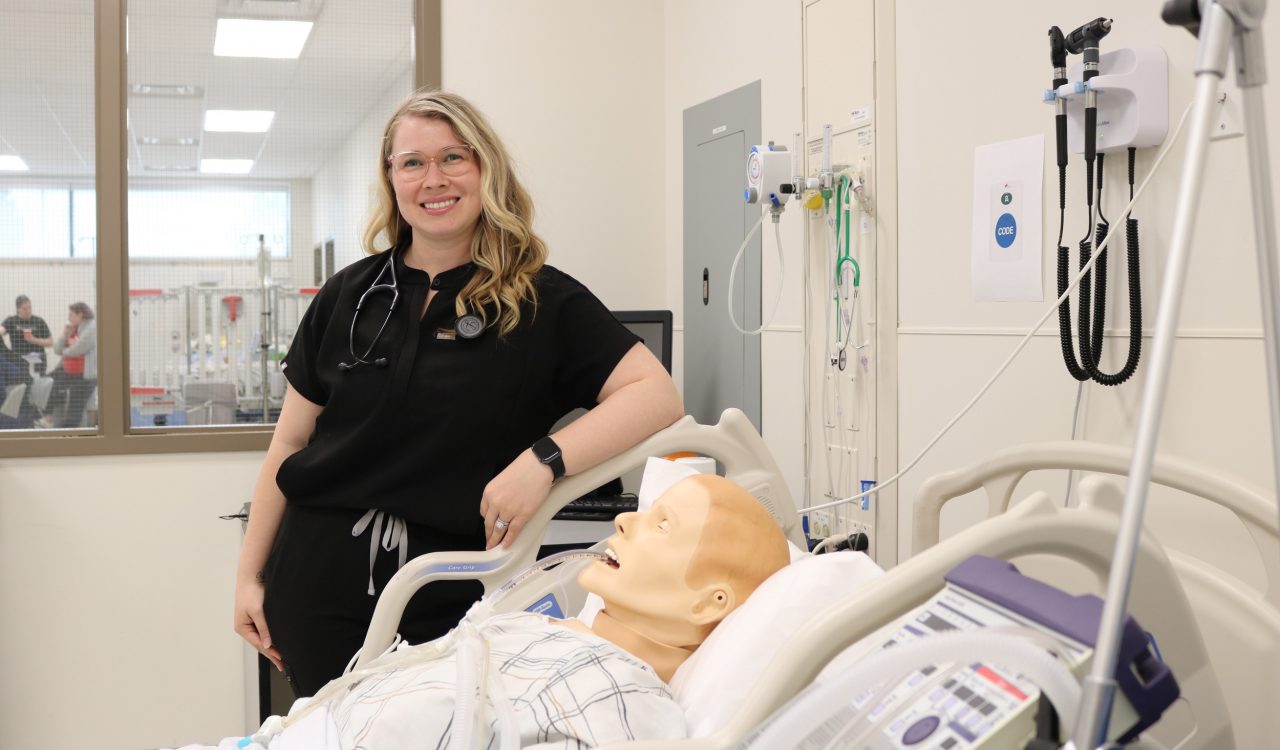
[{"left": 795, "top": 104, "right": 1191, "bottom": 517}]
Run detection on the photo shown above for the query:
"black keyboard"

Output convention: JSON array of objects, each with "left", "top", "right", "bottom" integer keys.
[{"left": 554, "top": 494, "right": 639, "bottom": 521}]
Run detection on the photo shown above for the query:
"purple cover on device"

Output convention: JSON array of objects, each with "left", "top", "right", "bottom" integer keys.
[{"left": 945, "top": 555, "right": 1180, "bottom": 743}]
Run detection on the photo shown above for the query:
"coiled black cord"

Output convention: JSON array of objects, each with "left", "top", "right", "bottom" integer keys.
[
  {"left": 1058, "top": 150, "right": 1144, "bottom": 386},
  {"left": 1080, "top": 147, "right": 1143, "bottom": 385},
  {"left": 1056, "top": 162, "right": 1090, "bottom": 381}
]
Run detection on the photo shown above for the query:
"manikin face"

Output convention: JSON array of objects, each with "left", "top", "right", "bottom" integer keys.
[
  {"left": 388, "top": 116, "right": 483, "bottom": 251},
  {"left": 579, "top": 479, "right": 725, "bottom": 627},
  {"left": 17, "top": 302, "right": 31, "bottom": 319}
]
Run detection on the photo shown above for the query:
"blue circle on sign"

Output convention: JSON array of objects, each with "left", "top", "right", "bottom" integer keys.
[{"left": 995, "top": 213, "right": 1017, "bottom": 248}]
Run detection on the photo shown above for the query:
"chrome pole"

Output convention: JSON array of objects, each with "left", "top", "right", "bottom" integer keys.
[
  {"left": 1071, "top": 4, "right": 1236, "bottom": 747},
  {"left": 1239, "top": 61, "right": 1280, "bottom": 536}
]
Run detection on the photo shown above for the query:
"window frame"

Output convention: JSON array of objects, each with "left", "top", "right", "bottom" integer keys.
[{"left": 0, "top": 0, "right": 441, "bottom": 458}]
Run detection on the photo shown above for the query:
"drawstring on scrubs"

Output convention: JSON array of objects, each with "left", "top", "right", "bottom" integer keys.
[{"left": 352, "top": 509, "right": 409, "bottom": 595}]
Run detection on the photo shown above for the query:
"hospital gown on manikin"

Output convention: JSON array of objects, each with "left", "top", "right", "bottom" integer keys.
[{"left": 176, "top": 612, "right": 688, "bottom": 750}]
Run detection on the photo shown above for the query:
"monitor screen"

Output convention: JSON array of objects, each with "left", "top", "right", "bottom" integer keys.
[{"left": 613, "top": 310, "right": 672, "bottom": 373}]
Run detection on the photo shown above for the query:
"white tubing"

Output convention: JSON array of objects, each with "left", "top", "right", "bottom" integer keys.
[
  {"left": 449, "top": 624, "right": 485, "bottom": 750},
  {"left": 727, "top": 210, "right": 787, "bottom": 336},
  {"left": 744, "top": 630, "right": 1080, "bottom": 749},
  {"left": 486, "top": 650, "right": 522, "bottom": 750}
]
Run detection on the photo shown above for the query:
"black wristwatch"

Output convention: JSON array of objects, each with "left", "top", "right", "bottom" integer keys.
[{"left": 531, "top": 436, "right": 566, "bottom": 481}]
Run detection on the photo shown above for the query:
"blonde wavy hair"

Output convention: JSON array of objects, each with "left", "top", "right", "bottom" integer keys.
[{"left": 362, "top": 89, "right": 547, "bottom": 335}]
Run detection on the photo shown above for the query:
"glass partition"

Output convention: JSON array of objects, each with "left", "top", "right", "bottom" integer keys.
[
  {"left": 0, "top": 1, "right": 98, "bottom": 431},
  {"left": 125, "top": 0, "right": 414, "bottom": 429}
]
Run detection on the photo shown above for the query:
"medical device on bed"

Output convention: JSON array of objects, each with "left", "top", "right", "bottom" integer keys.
[{"left": 742, "top": 555, "right": 1178, "bottom": 749}]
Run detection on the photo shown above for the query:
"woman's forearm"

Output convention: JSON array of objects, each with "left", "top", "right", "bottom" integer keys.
[
  {"left": 552, "top": 374, "right": 683, "bottom": 477},
  {"left": 236, "top": 443, "right": 293, "bottom": 585}
]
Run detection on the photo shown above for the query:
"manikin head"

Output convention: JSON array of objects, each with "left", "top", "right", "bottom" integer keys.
[{"left": 578, "top": 475, "right": 790, "bottom": 661}]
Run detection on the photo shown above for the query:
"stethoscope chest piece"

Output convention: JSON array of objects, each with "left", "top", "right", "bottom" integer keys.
[{"left": 456, "top": 314, "right": 484, "bottom": 340}]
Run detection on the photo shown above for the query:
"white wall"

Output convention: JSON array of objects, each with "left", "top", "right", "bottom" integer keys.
[
  {"left": 309, "top": 70, "right": 413, "bottom": 273},
  {"left": 0, "top": 453, "right": 262, "bottom": 749},
  {"left": 892, "top": 1, "right": 1280, "bottom": 586},
  {"left": 441, "top": 0, "right": 666, "bottom": 312},
  {"left": 663, "top": 0, "right": 806, "bottom": 505}
]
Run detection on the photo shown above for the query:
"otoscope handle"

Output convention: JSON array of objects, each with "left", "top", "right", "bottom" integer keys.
[{"left": 1085, "top": 106, "right": 1098, "bottom": 163}]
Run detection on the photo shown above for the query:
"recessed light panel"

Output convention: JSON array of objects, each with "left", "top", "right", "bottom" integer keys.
[
  {"left": 200, "top": 159, "right": 255, "bottom": 175},
  {"left": 214, "top": 18, "right": 313, "bottom": 59},
  {"left": 204, "top": 110, "right": 275, "bottom": 133},
  {"left": 130, "top": 84, "right": 203, "bottom": 97},
  {"left": 0, "top": 155, "right": 29, "bottom": 171}
]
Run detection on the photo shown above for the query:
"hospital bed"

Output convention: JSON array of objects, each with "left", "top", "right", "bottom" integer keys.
[{"left": 357, "top": 410, "right": 1278, "bottom": 749}]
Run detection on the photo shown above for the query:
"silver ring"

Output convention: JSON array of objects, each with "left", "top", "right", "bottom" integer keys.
[{"left": 494, "top": 518, "right": 510, "bottom": 530}]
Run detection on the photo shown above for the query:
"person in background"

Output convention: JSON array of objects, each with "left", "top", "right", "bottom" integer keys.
[
  {"left": 49, "top": 302, "right": 98, "bottom": 428},
  {"left": 2, "top": 295, "right": 53, "bottom": 374},
  {"left": 233, "top": 89, "right": 684, "bottom": 697}
]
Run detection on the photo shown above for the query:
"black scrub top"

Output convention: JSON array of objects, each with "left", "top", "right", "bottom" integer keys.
[{"left": 277, "top": 250, "right": 640, "bottom": 538}]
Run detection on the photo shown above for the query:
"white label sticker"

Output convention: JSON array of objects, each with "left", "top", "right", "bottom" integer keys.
[
  {"left": 861, "top": 215, "right": 872, "bottom": 235},
  {"left": 711, "top": 125, "right": 727, "bottom": 135},
  {"left": 856, "top": 127, "right": 873, "bottom": 146},
  {"left": 850, "top": 106, "right": 872, "bottom": 126}
]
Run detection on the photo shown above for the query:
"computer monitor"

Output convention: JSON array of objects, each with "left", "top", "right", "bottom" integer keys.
[{"left": 613, "top": 310, "right": 673, "bottom": 373}]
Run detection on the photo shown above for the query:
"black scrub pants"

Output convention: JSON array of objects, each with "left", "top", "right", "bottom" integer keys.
[{"left": 262, "top": 503, "right": 484, "bottom": 697}]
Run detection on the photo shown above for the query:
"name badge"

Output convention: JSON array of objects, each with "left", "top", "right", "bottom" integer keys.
[{"left": 435, "top": 327, "right": 457, "bottom": 341}]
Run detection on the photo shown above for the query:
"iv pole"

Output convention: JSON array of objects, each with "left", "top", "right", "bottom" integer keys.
[{"left": 1070, "top": 1, "right": 1278, "bottom": 747}]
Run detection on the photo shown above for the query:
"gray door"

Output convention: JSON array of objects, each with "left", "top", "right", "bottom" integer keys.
[{"left": 683, "top": 82, "right": 762, "bottom": 430}]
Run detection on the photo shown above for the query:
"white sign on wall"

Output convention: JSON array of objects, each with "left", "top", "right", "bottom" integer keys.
[{"left": 971, "top": 134, "right": 1044, "bottom": 301}]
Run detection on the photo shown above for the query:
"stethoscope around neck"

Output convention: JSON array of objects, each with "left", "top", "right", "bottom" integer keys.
[{"left": 337, "top": 249, "right": 485, "bottom": 372}]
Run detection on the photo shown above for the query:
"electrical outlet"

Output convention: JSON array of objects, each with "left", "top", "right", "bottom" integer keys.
[{"left": 811, "top": 509, "right": 834, "bottom": 540}]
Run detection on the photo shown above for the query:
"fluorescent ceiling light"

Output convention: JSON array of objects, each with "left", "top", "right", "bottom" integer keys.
[
  {"left": 131, "top": 83, "right": 203, "bottom": 97},
  {"left": 140, "top": 136, "right": 198, "bottom": 146},
  {"left": 201, "top": 158, "right": 255, "bottom": 175},
  {"left": 0, "top": 155, "right": 29, "bottom": 171},
  {"left": 214, "top": 18, "right": 313, "bottom": 59},
  {"left": 204, "top": 109, "right": 275, "bottom": 132}
]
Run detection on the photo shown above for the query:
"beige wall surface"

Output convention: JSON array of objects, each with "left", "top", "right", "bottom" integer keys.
[
  {"left": 663, "top": 0, "right": 806, "bottom": 504},
  {"left": 892, "top": 1, "right": 1280, "bottom": 584},
  {"left": 0, "top": 452, "right": 263, "bottom": 749},
  {"left": 441, "top": 0, "right": 666, "bottom": 313}
]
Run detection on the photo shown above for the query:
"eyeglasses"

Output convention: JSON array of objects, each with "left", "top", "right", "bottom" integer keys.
[{"left": 387, "top": 145, "right": 476, "bottom": 180}]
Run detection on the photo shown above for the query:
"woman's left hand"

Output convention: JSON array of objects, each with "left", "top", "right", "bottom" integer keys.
[{"left": 480, "top": 449, "right": 554, "bottom": 550}]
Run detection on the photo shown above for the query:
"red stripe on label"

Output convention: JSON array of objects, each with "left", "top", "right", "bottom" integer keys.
[
  {"left": 130, "top": 387, "right": 166, "bottom": 395},
  {"left": 129, "top": 289, "right": 165, "bottom": 296},
  {"left": 976, "top": 665, "right": 1028, "bottom": 701}
]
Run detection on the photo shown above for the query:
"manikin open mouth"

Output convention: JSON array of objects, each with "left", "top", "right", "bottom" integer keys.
[{"left": 604, "top": 546, "right": 621, "bottom": 568}]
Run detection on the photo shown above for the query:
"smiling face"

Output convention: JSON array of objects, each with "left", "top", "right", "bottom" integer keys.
[{"left": 388, "top": 115, "right": 483, "bottom": 253}]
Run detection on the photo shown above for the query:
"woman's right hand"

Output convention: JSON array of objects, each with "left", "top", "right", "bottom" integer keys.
[{"left": 234, "top": 578, "right": 285, "bottom": 671}]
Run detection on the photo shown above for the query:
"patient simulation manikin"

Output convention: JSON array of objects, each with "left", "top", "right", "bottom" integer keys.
[{"left": 175, "top": 475, "right": 790, "bottom": 750}]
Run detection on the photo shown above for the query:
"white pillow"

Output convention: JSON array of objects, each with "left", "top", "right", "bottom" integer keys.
[{"left": 669, "top": 550, "right": 885, "bottom": 737}]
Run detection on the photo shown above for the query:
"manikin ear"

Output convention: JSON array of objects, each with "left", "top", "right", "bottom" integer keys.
[{"left": 687, "top": 585, "right": 736, "bottom": 626}]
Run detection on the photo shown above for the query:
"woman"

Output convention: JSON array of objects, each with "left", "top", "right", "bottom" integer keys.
[
  {"left": 50, "top": 302, "right": 97, "bottom": 428},
  {"left": 233, "top": 90, "right": 683, "bottom": 696}
]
